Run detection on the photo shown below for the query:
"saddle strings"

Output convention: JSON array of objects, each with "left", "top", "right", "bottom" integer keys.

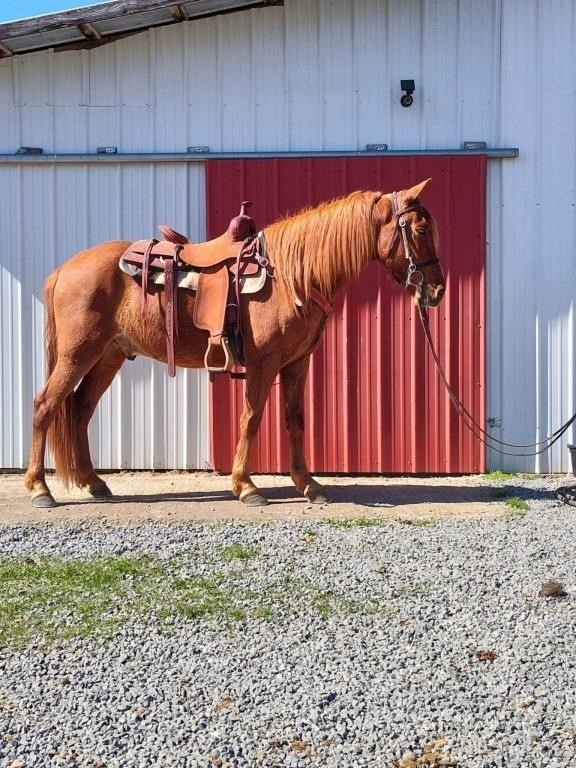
[{"left": 418, "top": 304, "right": 576, "bottom": 457}]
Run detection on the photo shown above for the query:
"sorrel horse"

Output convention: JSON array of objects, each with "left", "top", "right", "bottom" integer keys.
[{"left": 25, "top": 179, "right": 445, "bottom": 508}]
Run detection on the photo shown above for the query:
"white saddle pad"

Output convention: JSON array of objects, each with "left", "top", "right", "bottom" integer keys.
[{"left": 118, "top": 258, "right": 267, "bottom": 295}]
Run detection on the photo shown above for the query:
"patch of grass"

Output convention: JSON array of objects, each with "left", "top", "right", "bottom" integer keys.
[
  {"left": 325, "top": 516, "right": 387, "bottom": 528},
  {"left": 0, "top": 553, "right": 387, "bottom": 648},
  {"left": 398, "top": 517, "right": 436, "bottom": 527},
  {"left": 504, "top": 495, "right": 529, "bottom": 510},
  {"left": 0, "top": 554, "right": 162, "bottom": 649},
  {"left": 489, "top": 488, "right": 530, "bottom": 514},
  {"left": 501, "top": 495, "right": 530, "bottom": 520},
  {"left": 277, "top": 576, "right": 384, "bottom": 619},
  {"left": 311, "top": 589, "right": 333, "bottom": 619},
  {"left": 395, "top": 580, "right": 433, "bottom": 599},
  {"left": 484, "top": 470, "right": 516, "bottom": 481},
  {"left": 220, "top": 544, "right": 259, "bottom": 561},
  {"left": 163, "top": 572, "right": 246, "bottom": 620}
]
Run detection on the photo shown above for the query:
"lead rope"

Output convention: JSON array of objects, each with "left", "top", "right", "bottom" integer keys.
[{"left": 418, "top": 304, "right": 576, "bottom": 456}]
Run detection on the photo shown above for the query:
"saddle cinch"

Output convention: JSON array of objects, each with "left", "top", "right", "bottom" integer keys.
[{"left": 120, "top": 202, "right": 271, "bottom": 378}]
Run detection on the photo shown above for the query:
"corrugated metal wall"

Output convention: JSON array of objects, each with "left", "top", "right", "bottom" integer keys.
[
  {"left": 209, "top": 156, "right": 486, "bottom": 474},
  {"left": 1, "top": 0, "right": 576, "bottom": 472},
  {"left": 0, "top": 0, "right": 501, "bottom": 154},
  {"left": 489, "top": 0, "right": 576, "bottom": 472},
  {"left": 0, "top": 162, "right": 210, "bottom": 470}
]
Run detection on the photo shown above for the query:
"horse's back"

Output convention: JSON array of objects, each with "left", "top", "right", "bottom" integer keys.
[
  {"left": 60, "top": 240, "right": 132, "bottom": 270},
  {"left": 49, "top": 240, "right": 131, "bottom": 291}
]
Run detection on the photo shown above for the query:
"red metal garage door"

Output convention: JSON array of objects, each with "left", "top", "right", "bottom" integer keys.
[{"left": 208, "top": 156, "right": 486, "bottom": 474}]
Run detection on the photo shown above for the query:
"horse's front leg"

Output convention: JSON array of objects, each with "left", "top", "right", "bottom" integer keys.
[
  {"left": 280, "top": 357, "right": 328, "bottom": 505},
  {"left": 232, "top": 362, "right": 279, "bottom": 506}
]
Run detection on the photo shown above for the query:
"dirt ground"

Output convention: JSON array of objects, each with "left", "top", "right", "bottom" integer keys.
[{"left": 0, "top": 471, "right": 520, "bottom": 525}]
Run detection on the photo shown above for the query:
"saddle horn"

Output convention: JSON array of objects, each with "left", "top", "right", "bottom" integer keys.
[{"left": 228, "top": 201, "right": 256, "bottom": 242}]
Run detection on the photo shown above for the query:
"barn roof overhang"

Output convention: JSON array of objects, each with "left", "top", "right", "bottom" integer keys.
[{"left": 0, "top": 0, "right": 283, "bottom": 58}]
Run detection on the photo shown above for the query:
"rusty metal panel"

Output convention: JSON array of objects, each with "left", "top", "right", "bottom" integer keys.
[{"left": 209, "top": 156, "right": 486, "bottom": 474}]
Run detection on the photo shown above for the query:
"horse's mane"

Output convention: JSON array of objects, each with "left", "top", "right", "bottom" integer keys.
[{"left": 264, "top": 190, "right": 383, "bottom": 311}]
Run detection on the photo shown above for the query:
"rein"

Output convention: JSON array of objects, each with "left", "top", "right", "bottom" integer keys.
[{"left": 418, "top": 304, "right": 576, "bottom": 456}]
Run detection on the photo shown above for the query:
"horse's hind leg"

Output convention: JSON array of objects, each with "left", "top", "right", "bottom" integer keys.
[
  {"left": 25, "top": 356, "right": 94, "bottom": 507},
  {"left": 72, "top": 342, "right": 126, "bottom": 497},
  {"left": 280, "top": 357, "right": 328, "bottom": 505}
]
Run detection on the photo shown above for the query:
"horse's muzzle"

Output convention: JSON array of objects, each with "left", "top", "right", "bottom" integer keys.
[{"left": 415, "top": 283, "right": 445, "bottom": 308}]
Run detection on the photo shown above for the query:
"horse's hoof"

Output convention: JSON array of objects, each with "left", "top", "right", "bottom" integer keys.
[
  {"left": 240, "top": 491, "right": 269, "bottom": 507},
  {"left": 31, "top": 493, "right": 57, "bottom": 509},
  {"left": 304, "top": 484, "right": 329, "bottom": 505},
  {"left": 89, "top": 483, "right": 113, "bottom": 499}
]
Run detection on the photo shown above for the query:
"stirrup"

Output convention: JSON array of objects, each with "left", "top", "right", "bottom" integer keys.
[{"left": 204, "top": 336, "right": 237, "bottom": 373}]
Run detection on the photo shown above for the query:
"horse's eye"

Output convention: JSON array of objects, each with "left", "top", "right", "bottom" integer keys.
[{"left": 414, "top": 226, "right": 428, "bottom": 237}]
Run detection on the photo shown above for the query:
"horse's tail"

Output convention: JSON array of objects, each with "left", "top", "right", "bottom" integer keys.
[{"left": 44, "top": 269, "right": 78, "bottom": 489}]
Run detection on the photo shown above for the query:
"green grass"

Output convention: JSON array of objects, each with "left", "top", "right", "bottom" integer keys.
[
  {"left": 0, "top": 552, "right": 385, "bottom": 649},
  {"left": 485, "top": 469, "right": 537, "bottom": 482},
  {"left": 502, "top": 496, "right": 530, "bottom": 519},
  {"left": 504, "top": 495, "right": 529, "bottom": 510},
  {"left": 0, "top": 554, "right": 162, "bottom": 649},
  {"left": 395, "top": 580, "right": 432, "bottom": 599},
  {"left": 160, "top": 572, "right": 250, "bottom": 620},
  {"left": 277, "top": 577, "right": 383, "bottom": 620},
  {"left": 489, "top": 491, "right": 530, "bottom": 510},
  {"left": 324, "top": 516, "right": 387, "bottom": 528},
  {"left": 398, "top": 517, "right": 436, "bottom": 527},
  {"left": 220, "top": 544, "right": 259, "bottom": 561},
  {"left": 484, "top": 470, "right": 516, "bottom": 481},
  {"left": 487, "top": 489, "right": 530, "bottom": 518}
]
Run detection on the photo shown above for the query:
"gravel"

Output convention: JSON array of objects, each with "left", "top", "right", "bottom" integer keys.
[{"left": 0, "top": 475, "right": 575, "bottom": 768}]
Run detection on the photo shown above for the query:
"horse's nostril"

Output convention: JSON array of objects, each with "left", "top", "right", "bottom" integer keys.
[{"left": 426, "top": 284, "right": 445, "bottom": 307}]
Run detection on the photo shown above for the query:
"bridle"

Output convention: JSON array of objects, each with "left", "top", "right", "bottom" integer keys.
[{"left": 391, "top": 191, "right": 440, "bottom": 293}]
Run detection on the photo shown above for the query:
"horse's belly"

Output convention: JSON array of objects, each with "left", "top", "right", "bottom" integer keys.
[
  {"left": 116, "top": 285, "right": 207, "bottom": 368},
  {"left": 118, "top": 330, "right": 208, "bottom": 369}
]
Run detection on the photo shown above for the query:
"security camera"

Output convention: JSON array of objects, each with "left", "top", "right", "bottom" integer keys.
[{"left": 400, "top": 79, "right": 415, "bottom": 108}]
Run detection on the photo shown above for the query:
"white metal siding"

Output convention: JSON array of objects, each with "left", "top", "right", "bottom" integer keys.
[
  {"left": 488, "top": 0, "right": 576, "bottom": 471},
  {"left": 1, "top": 0, "right": 575, "bottom": 472},
  {"left": 0, "top": 162, "right": 209, "bottom": 470},
  {"left": 1, "top": 1, "right": 502, "bottom": 156}
]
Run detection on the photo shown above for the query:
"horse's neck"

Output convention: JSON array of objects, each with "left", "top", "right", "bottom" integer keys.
[
  {"left": 314, "top": 215, "right": 376, "bottom": 299},
  {"left": 266, "top": 195, "right": 381, "bottom": 306}
]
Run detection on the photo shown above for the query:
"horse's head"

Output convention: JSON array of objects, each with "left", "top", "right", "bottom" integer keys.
[{"left": 376, "top": 179, "right": 445, "bottom": 307}]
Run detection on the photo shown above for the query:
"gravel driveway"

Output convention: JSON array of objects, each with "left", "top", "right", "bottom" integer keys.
[{"left": 0, "top": 472, "right": 574, "bottom": 768}]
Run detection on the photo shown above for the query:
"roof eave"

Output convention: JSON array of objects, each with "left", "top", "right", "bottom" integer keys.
[{"left": 0, "top": 0, "right": 283, "bottom": 58}]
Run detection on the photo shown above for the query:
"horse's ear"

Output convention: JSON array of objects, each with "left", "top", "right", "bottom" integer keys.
[{"left": 406, "top": 178, "right": 432, "bottom": 201}]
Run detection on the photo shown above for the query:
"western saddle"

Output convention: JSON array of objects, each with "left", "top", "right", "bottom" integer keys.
[{"left": 120, "top": 202, "right": 270, "bottom": 378}]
